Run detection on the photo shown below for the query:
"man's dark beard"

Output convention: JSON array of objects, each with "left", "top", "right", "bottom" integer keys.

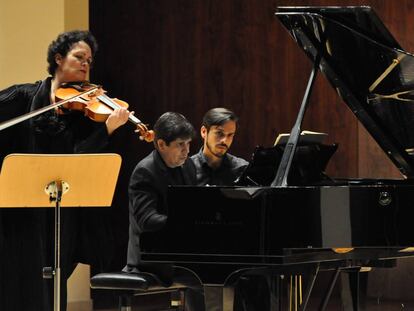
[{"left": 206, "top": 140, "right": 228, "bottom": 158}]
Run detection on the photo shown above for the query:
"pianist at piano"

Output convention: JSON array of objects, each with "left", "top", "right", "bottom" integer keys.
[
  {"left": 0, "top": 30, "right": 130, "bottom": 311},
  {"left": 191, "top": 107, "right": 248, "bottom": 186},
  {"left": 122, "top": 112, "right": 205, "bottom": 310},
  {"left": 191, "top": 107, "right": 277, "bottom": 311}
]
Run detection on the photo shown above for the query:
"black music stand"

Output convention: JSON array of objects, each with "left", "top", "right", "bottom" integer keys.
[{"left": 0, "top": 153, "right": 122, "bottom": 311}]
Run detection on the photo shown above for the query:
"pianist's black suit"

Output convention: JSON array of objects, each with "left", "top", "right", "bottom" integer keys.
[
  {"left": 123, "top": 150, "right": 205, "bottom": 311},
  {"left": 123, "top": 149, "right": 196, "bottom": 272}
]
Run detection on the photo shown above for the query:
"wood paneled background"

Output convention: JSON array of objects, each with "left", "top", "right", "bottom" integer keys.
[
  {"left": 89, "top": 0, "right": 413, "bottom": 271},
  {"left": 90, "top": 0, "right": 413, "bottom": 181}
]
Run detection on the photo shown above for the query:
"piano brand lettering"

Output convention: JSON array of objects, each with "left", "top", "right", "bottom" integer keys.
[{"left": 194, "top": 212, "right": 243, "bottom": 226}]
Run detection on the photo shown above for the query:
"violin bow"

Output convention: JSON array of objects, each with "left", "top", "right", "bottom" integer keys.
[{"left": 0, "top": 85, "right": 100, "bottom": 132}]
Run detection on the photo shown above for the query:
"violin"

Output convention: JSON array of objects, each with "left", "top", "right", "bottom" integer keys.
[
  {"left": 0, "top": 82, "right": 154, "bottom": 142},
  {"left": 55, "top": 82, "right": 154, "bottom": 142}
]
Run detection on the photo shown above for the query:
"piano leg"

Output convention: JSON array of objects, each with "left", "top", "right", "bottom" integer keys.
[
  {"left": 204, "top": 271, "right": 280, "bottom": 311},
  {"left": 204, "top": 285, "right": 224, "bottom": 311},
  {"left": 203, "top": 273, "right": 265, "bottom": 311},
  {"left": 318, "top": 267, "right": 341, "bottom": 311},
  {"left": 171, "top": 266, "right": 206, "bottom": 311},
  {"left": 273, "top": 275, "right": 282, "bottom": 311},
  {"left": 340, "top": 268, "right": 368, "bottom": 311},
  {"left": 234, "top": 274, "right": 279, "bottom": 311}
]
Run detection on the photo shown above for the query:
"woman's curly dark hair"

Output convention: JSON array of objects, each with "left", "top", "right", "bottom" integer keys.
[{"left": 47, "top": 30, "right": 98, "bottom": 76}]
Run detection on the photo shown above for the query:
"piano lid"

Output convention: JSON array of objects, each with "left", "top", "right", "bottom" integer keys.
[{"left": 276, "top": 6, "right": 414, "bottom": 178}]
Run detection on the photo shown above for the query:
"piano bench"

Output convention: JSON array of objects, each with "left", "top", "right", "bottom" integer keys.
[{"left": 90, "top": 271, "right": 187, "bottom": 311}]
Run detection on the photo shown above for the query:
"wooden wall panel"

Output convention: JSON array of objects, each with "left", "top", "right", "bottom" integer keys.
[{"left": 89, "top": 0, "right": 364, "bottom": 178}]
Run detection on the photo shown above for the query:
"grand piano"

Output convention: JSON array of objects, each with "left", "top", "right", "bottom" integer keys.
[{"left": 140, "top": 6, "right": 414, "bottom": 310}]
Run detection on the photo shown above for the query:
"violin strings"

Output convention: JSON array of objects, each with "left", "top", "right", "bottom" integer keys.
[{"left": 97, "top": 94, "right": 143, "bottom": 125}]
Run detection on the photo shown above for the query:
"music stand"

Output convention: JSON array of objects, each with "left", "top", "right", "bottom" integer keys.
[{"left": 0, "top": 153, "right": 122, "bottom": 311}]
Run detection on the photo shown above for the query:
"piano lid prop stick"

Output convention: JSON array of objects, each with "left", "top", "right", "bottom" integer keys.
[
  {"left": 290, "top": 276, "right": 293, "bottom": 311},
  {"left": 369, "top": 54, "right": 405, "bottom": 92}
]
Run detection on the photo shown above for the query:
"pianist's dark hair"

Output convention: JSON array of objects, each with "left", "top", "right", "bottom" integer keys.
[
  {"left": 202, "top": 107, "right": 239, "bottom": 131},
  {"left": 47, "top": 30, "right": 98, "bottom": 76},
  {"left": 154, "top": 112, "right": 195, "bottom": 146}
]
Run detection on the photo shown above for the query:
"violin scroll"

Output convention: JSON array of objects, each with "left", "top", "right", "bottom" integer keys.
[{"left": 135, "top": 123, "right": 155, "bottom": 142}]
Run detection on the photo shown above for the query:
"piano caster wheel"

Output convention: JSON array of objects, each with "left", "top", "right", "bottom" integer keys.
[
  {"left": 42, "top": 266, "right": 54, "bottom": 279},
  {"left": 378, "top": 191, "right": 392, "bottom": 206}
]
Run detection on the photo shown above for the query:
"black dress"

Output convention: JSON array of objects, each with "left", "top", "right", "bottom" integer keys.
[{"left": 0, "top": 77, "right": 111, "bottom": 311}]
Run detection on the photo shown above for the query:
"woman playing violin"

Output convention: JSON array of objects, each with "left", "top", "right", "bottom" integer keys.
[
  {"left": 0, "top": 30, "right": 131, "bottom": 158},
  {"left": 0, "top": 30, "right": 129, "bottom": 311},
  {"left": 48, "top": 31, "right": 131, "bottom": 136}
]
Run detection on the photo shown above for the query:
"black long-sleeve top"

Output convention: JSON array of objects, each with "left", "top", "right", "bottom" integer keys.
[
  {"left": 0, "top": 77, "right": 112, "bottom": 311},
  {"left": 190, "top": 148, "right": 248, "bottom": 186},
  {"left": 0, "top": 77, "right": 109, "bottom": 159}
]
